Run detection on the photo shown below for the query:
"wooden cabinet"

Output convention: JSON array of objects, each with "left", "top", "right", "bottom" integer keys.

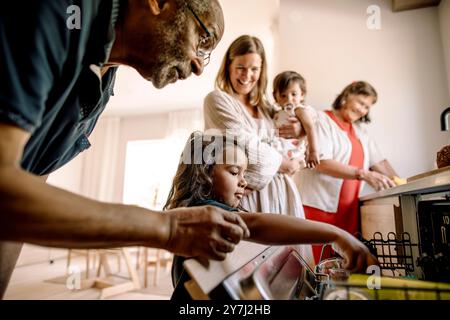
[
  {"left": 392, "top": 0, "right": 441, "bottom": 12},
  {"left": 360, "top": 196, "right": 404, "bottom": 241}
]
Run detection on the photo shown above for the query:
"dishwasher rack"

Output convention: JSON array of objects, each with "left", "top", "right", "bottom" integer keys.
[
  {"left": 319, "top": 280, "right": 450, "bottom": 300},
  {"left": 315, "top": 232, "right": 450, "bottom": 300},
  {"left": 362, "top": 231, "right": 416, "bottom": 277}
]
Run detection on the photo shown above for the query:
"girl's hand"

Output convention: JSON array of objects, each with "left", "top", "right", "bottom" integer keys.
[
  {"left": 306, "top": 150, "right": 320, "bottom": 169},
  {"left": 332, "top": 229, "right": 379, "bottom": 273},
  {"left": 360, "top": 170, "right": 396, "bottom": 191},
  {"left": 279, "top": 156, "right": 300, "bottom": 176},
  {"left": 278, "top": 117, "right": 301, "bottom": 139}
]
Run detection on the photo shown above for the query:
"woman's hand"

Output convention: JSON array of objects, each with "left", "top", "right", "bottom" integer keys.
[
  {"left": 244, "top": 187, "right": 254, "bottom": 196},
  {"left": 332, "top": 229, "right": 379, "bottom": 273},
  {"left": 278, "top": 117, "right": 301, "bottom": 139},
  {"left": 360, "top": 169, "right": 396, "bottom": 191},
  {"left": 279, "top": 156, "right": 300, "bottom": 176}
]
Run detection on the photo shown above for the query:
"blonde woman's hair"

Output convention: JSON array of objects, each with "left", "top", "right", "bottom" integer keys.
[{"left": 215, "top": 35, "right": 270, "bottom": 111}]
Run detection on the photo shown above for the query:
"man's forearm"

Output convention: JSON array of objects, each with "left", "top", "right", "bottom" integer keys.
[{"left": 0, "top": 166, "right": 170, "bottom": 249}]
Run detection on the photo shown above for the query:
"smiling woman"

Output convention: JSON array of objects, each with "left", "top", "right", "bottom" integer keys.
[
  {"left": 203, "top": 35, "right": 315, "bottom": 265},
  {"left": 296, "top": 81, "right": 399, "bottom": 263}
]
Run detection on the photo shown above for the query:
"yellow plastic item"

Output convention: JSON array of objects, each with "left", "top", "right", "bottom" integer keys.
[
  {"left": 393, "top": 176, "right": 407, "bottom": 186},
  {"left": 344, "top": 274, "right": 450, "bottom": 300}
]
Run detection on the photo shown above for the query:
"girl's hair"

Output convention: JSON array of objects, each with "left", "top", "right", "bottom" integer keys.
[
  {"left": 272, "top": 71, "right": 307, "bottom": 104},
  {"left": 164, "top": 131, "right": 246, "bottom": 210},
  {"left": 332, "top": 81, "right": 378, "bottom": 123},
  {"left": 215, "top": 35, "right": 270, "bottom": 111}
]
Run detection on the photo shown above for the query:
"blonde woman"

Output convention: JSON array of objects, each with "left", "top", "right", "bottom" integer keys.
[{"left": 203, "top": 35, "right": 314, "bottom": 264}]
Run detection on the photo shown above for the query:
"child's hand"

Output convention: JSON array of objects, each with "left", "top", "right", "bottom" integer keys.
[
  {"left": 306, "top": 150, "right": 320, "bottom": 169},
  {"left": 332, "top": 229, "right": 379, "bottom": 273}
]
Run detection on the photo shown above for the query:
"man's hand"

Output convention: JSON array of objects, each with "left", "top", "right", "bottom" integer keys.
[{"left": 165, "top": 206, "right": 250, "bottom": 260}]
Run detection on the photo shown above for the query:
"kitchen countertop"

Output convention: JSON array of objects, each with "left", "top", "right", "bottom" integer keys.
[{"left": 360, "top": 170, "right": 450, "bottom": 201}]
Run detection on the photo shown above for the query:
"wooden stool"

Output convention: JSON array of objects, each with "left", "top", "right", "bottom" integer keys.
[
  {"left": 136, "top": 248, "right": 172, "bottom": 287},
  {"left": 66, "top": 249, "right": 98, "bottom": 279},
  {"left": 95, "top": 248, "right": 141, "bottom": 299},
  {"left": 65, "top": 248, "right": 141, "bottom": 299}
]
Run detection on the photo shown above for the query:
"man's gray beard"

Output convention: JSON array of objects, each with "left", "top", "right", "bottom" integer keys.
[{"left": 150, "top": 20, "right": 188, "bottom": 89}]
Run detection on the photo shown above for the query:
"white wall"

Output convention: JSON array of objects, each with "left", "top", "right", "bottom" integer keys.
[
  {"left": 49, "top": 0, "right": 450, "bottom": 193},
  {"left": 440, "top": 0, "right": 450, "bottom": 98},
  {"left": 46, "top": 153, "right": 84, "bottom": 193},
  {"left": 278, "top": 0, "right": 450, "bottom": 177},
  {"left": 105, "top": 0, "right": 280, "bottom": 116}
]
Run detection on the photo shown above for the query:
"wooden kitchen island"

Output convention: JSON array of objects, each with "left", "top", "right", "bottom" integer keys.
[{"left": 359, "top": 168, "right": 450, "bottom": 279}]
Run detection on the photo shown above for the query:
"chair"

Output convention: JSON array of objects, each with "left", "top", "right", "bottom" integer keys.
[
  {"left": 94, "top": 248, "right": 141, "bottom": 299},
  {"left": 66, "top": 248, "right": 141, "bottom": 299},
  {"left": 66, "top": 249, "right": 98, "bottom": 280},
  {"left": 136, "top": 247, "right": 173, "bottom": 287}
]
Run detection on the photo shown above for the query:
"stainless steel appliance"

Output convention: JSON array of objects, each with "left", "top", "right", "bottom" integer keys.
[
  {"left": 416, "top": 198, "right": 450, "bottom": 282},
  {"left": 209, "top": 246, "right": 324, "bottom": 300}
]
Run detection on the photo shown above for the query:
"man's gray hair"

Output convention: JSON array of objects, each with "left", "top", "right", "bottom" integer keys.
[
  {"left": 171, "top": 0, "right": 211, "bottom": 29},
  {"left": 175, "top": 0, "right": 210, "bottom": 15}
]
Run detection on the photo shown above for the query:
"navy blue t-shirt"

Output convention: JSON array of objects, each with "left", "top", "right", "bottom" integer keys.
[
  {"left": 171, "top": 199, "right": 239, "bottom": 301},
  {"left": 0, "top": 0, "right": 120, "bottom": 175}
]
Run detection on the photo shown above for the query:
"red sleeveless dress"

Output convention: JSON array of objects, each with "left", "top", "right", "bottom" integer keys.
[{"left": 304, "top": 111, "right": 364, "bottom": 264}]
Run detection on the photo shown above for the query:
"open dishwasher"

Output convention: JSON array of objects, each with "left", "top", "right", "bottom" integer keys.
[{"left": 205, "top": 241, "right": 450, "bottom": 300}]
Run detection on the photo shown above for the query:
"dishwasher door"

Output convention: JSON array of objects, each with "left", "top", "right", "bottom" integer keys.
[{"left": 209, "top": 246, "right": 319, "bottom": 300}]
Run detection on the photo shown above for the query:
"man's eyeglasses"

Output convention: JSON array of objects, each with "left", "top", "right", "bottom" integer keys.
[{"left": 186, "top": 3, "right": 213, "bottom": 66}]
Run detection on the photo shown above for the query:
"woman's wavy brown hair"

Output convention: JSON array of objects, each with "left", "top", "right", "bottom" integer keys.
[
  {"left": 332, "top": 81, "right": 378, "bottom": 123},
  {"left": 215, "top": 35, "right": 270, "bottom": 111},
  {"left": 163, "top": 131, "right": 246, "bottom": 210}
]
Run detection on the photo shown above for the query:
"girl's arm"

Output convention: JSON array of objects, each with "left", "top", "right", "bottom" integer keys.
[
  {"left": 316, "top": 159, "right": 396, "bottom": 190},
  {"left": 295, "top": 108, "right": 320, "bottom": 168},
  {"left": 238, "top": 212, "right": 378, "bottom": 272}
]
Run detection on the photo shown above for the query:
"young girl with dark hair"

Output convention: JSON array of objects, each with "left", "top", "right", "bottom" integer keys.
[{"left": 165, "top": 131, "right": 378, "bottom": 300}]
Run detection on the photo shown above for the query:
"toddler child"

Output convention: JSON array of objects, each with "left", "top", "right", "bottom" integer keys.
[{"left": 272, "top": 71, "right": 320, "bottom": 168}]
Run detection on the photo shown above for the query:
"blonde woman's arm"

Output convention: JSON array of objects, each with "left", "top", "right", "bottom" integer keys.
[{"left": 204, "top": 91, "right": 282, "bottom": 190}]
